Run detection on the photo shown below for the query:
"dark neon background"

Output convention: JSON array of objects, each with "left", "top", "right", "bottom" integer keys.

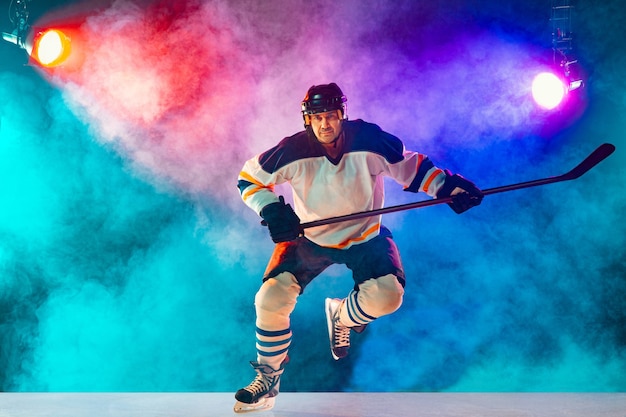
[{"left": 0, "top": 0, "right": 624, "bottom": 391}]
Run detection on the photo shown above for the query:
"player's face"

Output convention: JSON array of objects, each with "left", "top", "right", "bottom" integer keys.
[{"left": 309, "top": 110, "right": 342, "bottom": 144}]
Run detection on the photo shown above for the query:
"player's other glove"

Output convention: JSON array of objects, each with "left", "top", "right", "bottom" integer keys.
[
  {"left": 260, "top": 196, "right": 302, "bottom": 243},
  {"left": 436, "top": 170, "right": 484, "bottom": 214}
]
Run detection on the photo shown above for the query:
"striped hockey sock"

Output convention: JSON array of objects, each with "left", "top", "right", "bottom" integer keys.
[
  {"left": 255, "top": 327, "right": 291, "bottom": 369},
  {"left": 340, "top": 290, "right": 377, "bottom": 328}
]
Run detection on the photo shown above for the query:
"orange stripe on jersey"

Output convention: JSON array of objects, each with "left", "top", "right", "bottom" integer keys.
[
  {"left": 242, "top": 185, "right": 264, "bottom": 200},
  {"left": 239, "top": 171, "right": 264, "bottom": 187},
  {"left": 422, "top": 168, "right": 443, "bottom": 193},
  {"left": 239, "top": 171, "right": 275, "bottom": 201},
  {"left": 326, "top": 223, "right": 380, "bottom": 250}
]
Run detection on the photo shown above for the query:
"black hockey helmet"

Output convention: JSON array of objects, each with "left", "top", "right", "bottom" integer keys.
[{"left": 301, "top": 83, "right": 347, "bottom": 126}]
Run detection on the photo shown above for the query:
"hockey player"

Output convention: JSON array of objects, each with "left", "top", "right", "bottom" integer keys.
[{"left": 234, "top": 83, "right": 483, "bottom": 412}]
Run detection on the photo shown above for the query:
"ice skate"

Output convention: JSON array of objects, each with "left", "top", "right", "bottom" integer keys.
[
  {"left": 325, "top": 298, "right": 354, "bottom": 360},
  {"left": 234, "top": 360, "right": 285, "bottom": 413}
]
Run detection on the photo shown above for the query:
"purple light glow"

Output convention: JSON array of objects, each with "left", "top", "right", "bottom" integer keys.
[{"left": 532, "top": 72, "right": 567, "bottom": 110}]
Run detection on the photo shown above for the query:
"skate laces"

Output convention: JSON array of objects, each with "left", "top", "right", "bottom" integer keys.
[
  {"left": 245, "top": 373, "right": 273, "bottom": 396},
  {"left": 333, "top": 319, "right": 351, "bottom": 348}
]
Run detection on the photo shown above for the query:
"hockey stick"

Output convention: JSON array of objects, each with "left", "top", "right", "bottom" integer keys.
[{"left": 300, "top": 143, "right": 616, "bottom": 229}]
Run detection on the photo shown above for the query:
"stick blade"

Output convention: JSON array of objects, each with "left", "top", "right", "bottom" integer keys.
[{"left": 565, "top": 143, "right": 615, "bottom": 180}]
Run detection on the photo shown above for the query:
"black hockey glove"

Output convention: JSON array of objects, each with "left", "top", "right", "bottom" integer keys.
[
  {"left": 260, "top": 196, "right": 302, "bottom": 243},
  {"left": 437, "top": 170, "right": 484, "bottom": 214}
]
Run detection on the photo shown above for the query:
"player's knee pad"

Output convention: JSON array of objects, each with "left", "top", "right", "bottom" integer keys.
[
  {"left": 357, "top": 274, "right": 404, "bottom": 317},
  {"left": 255, "top": 272, "right": 301, "bottom": 326}
]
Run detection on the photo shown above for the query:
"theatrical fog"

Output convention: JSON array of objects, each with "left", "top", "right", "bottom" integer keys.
[{"left": 0, "top": 0, "right": 624, "bottom": 392}]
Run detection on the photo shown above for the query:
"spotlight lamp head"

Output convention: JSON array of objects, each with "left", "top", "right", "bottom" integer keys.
[
  {"left": 29, "top": 28, "right": 72, "bottom": 67},
  {"left": 532, "top": 72, "right": 567, "bottom": 110}
]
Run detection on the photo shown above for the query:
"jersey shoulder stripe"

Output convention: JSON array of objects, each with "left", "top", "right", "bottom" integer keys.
[
  {"left": 258, "top": 131, "right": 321, "bottom": 174},
  {"left": 347, "top": 120, "right": 404, "bottom": 164},
  {"left": 257, "top": 120, "right": 405, "bottom": 175}
]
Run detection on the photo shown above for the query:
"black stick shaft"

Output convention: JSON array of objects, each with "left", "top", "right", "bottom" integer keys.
[{"left": 301, "top": 143, "right": 615, "bottom": 229}]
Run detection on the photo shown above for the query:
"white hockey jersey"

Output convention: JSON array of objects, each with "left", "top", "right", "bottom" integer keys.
[{"left": 237, "top": 120, "right": 446, "bottom": 249}]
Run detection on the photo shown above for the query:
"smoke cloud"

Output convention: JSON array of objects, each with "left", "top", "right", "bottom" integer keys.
[{"left": 0, "top": 0, "right": 624, "bottom": 392}]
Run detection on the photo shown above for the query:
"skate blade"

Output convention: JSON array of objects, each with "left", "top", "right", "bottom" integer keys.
[{"left": 233, "top": 397, "right": 275, "bottom": 413}]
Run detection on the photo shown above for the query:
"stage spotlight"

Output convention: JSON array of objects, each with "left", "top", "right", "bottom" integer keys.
[
  {"left": 2, "top": 0, "right": 72, "bottom": 68},
  {"left": 532, "top": 72, "right": 567, "bottom": 110},
  {"left": 532, "top": 1, "right": 586, "bottom": 111},
  {"left": 2, "top": 27, "right": 72, "bottom": 68},
  {"left": 531, "top": 60, "right": 585, "bottom": 111}
]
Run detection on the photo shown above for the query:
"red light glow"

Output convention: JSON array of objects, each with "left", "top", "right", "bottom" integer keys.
[{"left": 32, "top": 29, "right": 72, "bottom": 67}]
